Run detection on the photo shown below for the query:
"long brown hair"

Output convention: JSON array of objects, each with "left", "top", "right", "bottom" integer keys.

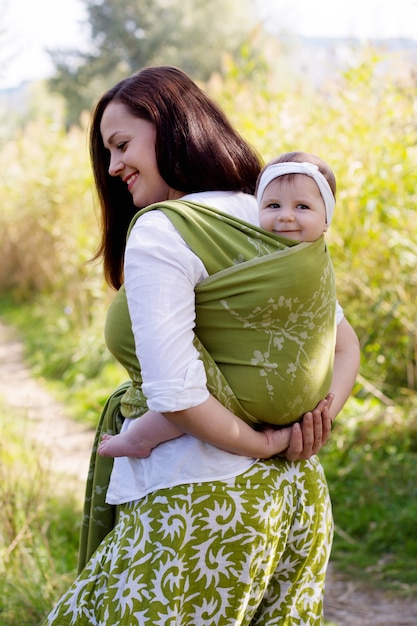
[{"left": 90, "top": 65, "right": 262, "bottom": 289}]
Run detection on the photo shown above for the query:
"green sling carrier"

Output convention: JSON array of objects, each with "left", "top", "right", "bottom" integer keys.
[{"left": 78, "top": 199, "right": 336, "bottom": 570}]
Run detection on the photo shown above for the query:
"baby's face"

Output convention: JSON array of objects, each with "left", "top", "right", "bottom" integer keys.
[{"left": 258, "top": 174, "right": 328, "bottom": 242}]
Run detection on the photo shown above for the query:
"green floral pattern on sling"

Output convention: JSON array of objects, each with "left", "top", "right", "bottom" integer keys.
[{"left": 137, "top": 200, "right": 337, "bottom": 426}]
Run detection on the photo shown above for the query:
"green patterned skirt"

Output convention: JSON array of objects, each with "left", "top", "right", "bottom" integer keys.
[{"left": 42, "top": 457, "right": 333, "bottom": 625}]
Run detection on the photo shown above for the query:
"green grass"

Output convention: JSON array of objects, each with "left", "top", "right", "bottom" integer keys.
[
  {"left": 0, "top": 412, "right": 82, "bottom": 625},
  {"left": 321, "top": 397, "right": 417, "bottom": 596},
  {"left": 1, "top": 299, "right": 417, "bottom": 606}
]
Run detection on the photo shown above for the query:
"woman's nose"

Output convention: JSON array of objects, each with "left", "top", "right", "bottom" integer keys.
[{"left": 108, "top": 154, "right": 124, "bottom": 177}]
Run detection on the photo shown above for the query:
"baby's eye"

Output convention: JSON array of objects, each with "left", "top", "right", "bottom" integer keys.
[
  {"left": 267, "top": 202, "right": 280, "bottom": 209},
  {"left": 297, "top": 203, "right": 310, "bottom": 210}
]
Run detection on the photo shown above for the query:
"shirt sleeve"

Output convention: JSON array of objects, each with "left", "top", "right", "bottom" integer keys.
[
  {"left": 336, "top": 301, "right": 344, "bottom": 325},
  {"left": 124, "top": 210, "right": 210, "bottom": 412}
]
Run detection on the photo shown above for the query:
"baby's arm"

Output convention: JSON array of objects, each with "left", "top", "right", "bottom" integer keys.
[
  {"left": 327, "top": 317, "right": 360, "bottom": 420},
  {"left": 98, "top": 410, "right": 184, "bottom": 458}
]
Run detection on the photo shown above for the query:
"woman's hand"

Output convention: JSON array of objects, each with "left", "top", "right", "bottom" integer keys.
[{"left": 282, "top": 393, "right": 334, "bottom": 461}]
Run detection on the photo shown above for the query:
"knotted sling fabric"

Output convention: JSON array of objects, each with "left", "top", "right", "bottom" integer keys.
[
  {"left": 77, "top": 380, "right": 130, "bottom": 572},
  {"left": 135, "top": 200, "right": 337, "bottom": 426}
]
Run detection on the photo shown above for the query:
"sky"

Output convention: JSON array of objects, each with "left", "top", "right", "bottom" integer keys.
[
  {"left": 0, "top": 0, "right": 87, "bottom": 88},
  {"left": 258, "top": 0, "right": 417, "bottom": 39},
  {"left": 1, "top": 0, "right": 417, "bottom": 89}
]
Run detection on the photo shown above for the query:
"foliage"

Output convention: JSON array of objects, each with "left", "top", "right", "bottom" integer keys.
[
  {"left": 321, "top": 396, "right": 417, "bottom": 595},
  {"left": 1, "top": 47, "right": 417, "bottom": 398},
  {"left": 0, "top": 110, "right": 126, "bottom": 422},
  {"left": 0, "top": 412, "right": 81, "bottom": 624},
  {"left": 0, "top": 299, "right": 125, "bottom": 425},
  {"left": 48, "top": 0, "right": 259, "bottom": 126},
  {"left": 0, "top": 113, "right": 96, "bottom": 298},
  {"left": 0, "top": 43, "right": 417, "bottom": 598}
]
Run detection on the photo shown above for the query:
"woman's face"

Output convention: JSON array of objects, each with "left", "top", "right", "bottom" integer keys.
[{"left": 100, "top": 101, "right": 183, "bottom": 208}]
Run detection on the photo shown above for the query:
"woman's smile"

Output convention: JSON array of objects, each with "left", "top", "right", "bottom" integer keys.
[{"left": 125, "top": 172, "right": 139, "bottom": 191}]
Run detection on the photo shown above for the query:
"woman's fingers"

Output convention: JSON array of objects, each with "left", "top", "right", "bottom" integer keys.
[{"left": 283, "top": 395, "right": 335, "bottom": 461}]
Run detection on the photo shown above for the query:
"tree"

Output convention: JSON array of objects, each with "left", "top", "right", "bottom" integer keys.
[{"left": 48, "top": 0, "right": 258, "bottom": 126}]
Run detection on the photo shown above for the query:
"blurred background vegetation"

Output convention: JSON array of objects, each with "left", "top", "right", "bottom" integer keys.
[{"left": 1, "top": 0, "right": 417, "bottom": 623}]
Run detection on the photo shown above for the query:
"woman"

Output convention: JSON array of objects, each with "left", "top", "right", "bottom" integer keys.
[{"left": 43, "top": 66, "right": 360, "bottom": 625}]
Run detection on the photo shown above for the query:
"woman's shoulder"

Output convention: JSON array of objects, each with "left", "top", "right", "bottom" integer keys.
[
  {"left": 183, "top": 191, "right": 258, "bottom": 225},
  {"left": 127, "top": 191, "right": 259, "bottom": 249}
]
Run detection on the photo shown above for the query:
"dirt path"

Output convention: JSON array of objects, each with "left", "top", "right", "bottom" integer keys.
[
  {"left": 1, "top": 320, "right": 416, "bottom": 626},
  {"left": 0, "top": 320, "right": 95, "bottom": 489}
]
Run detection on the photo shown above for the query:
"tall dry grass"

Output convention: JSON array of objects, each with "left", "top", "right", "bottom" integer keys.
[{"left": 0, "top": 116, "right": 97, "bottom": 292}]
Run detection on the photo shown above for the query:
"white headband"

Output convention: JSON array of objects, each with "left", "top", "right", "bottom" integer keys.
[{"left": 256, "top": 161, "right": 335, "bottom": 225}]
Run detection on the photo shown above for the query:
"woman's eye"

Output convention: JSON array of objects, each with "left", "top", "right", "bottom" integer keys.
[{"left": 117, "top": 141, "right": 128, "bottom": 151}]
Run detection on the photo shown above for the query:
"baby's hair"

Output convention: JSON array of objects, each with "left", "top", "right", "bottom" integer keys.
[{"left": 257, "top": 151, "right": 336, "bottom": 199}]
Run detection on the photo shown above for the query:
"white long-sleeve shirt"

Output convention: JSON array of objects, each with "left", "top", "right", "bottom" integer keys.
[{"left": 106, "top": 191, "right": 343, "bottom": 504}]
